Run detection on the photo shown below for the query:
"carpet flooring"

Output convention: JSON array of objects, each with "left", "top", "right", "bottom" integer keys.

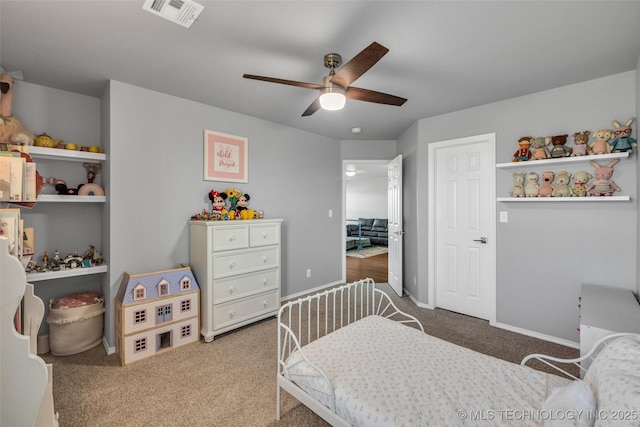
[{"left": 41, "top": 282, "right": 578, "bottom": 427}]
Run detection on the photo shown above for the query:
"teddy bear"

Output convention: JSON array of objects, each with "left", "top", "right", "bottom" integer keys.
[
  {"left": 571, "top": 171, "right": 592, "bottom": 197},
  {"left": 549, "top": 134, "right": 571, "bottom": 158},
  {"left": 570, "top": 131, "right": 590, "bottom": 157},
  {"left": 538, "top": 171, "right": 555, "bottom": 197},
  {"left": 509, "top": 172, "right": 525, "bottom": 197},
  {"left": 524, "top": 172, "right": 540, "bottom": 197},
  {"left": 587, "top": 159, "right": 621, "bottom": 196},
  {"left": 551, "top": 171, "right": 572, "bottom": 197},
  {"left": 512, "top": 136, "right": 532, "bottom": 162},
  {"left": 589, "top": 129, "right": 613, "bottom": 155},
  {"left": 530, "top": 136, "right": 551, "bottom": 160},
  {"left": 609, "top": 117, "right": 637, "bottom": 153}
]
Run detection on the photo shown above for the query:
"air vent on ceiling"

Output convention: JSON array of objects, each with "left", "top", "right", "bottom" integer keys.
[{"left": 143, "top": 0, "right": 204, "bottom": 29}]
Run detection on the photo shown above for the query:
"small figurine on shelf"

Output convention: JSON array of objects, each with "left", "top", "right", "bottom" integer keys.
[
  {"left": 512, "top": 137, "right": 532, "bottom": 162},
  {"left": 609, "top": 118, "right": 637, "bottom": 153},
  {"left": 208, "top": 190, "right": 228, "bottom": 219},
  {"left": 538, "top": 171, "right": 555, "bottom": 197},
  {"left": 530, "top": 136, "right": 552, "bottom": 160},
  {"left": 571, "top": 171, "right": 592, "bottom": 197},
  {"left": 510, "top": 172, "right": 525, "bottom": 197},
  {"left": 587, "top": 159, "right": 621, "bottom": 196},
  {"left": 549, "top": 134, "right": 571, "bottom": 158},
  {"left": 588, "top": 129, "right": 613, "bottom": 155},
  {"left": 570, "top": 131, "right": 590, "bottom": 157},
  {"left": 551, "top": 171, "right": 573, "bottom": 197},
  {"left": 524, "top": 172, "right": 540, "bottom": 197}
]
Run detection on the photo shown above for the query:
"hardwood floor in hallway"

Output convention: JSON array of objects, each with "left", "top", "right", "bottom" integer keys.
[{"left": 346, "top": 252, "right": 388, "bottom": 283}]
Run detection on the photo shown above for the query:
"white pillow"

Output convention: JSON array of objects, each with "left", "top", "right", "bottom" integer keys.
[
  {"left": 542, "top": 380, "right": 596, "bottom": 427},
  {"left": 583, "top": 335, "right": 640, "bottom": 427}
]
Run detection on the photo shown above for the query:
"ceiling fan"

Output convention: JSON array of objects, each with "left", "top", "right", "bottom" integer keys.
[{"left": 243, "top": 42, "right": 407, "bottom": 116}]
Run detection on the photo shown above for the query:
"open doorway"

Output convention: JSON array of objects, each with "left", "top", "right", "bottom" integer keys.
[{"left": 342, "top": 160, "right": 389, "bottom": 283}]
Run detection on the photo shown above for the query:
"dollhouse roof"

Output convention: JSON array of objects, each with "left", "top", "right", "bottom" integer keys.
[{"left": 115, "top": 266, "right": 199, "bottom": 305}]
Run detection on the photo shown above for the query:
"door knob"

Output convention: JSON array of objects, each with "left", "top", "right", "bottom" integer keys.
[{"left": 473, "top": 237, "right": 488, "bottom": 244}]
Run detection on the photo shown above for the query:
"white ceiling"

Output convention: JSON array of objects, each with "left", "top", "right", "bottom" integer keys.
[{"left": 2, "top": 1, "right": 640, "bottom": 141}]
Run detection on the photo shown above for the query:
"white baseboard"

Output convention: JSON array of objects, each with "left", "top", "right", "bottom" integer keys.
[
  {"left": 404, "top": 289, "right": 434, "bottom": 310},
  {"left": 103, "top": 336, "right": 115, "bottom": 355},
  {"left": 494, "top": 322, "right": 579, "bottom": 349}
]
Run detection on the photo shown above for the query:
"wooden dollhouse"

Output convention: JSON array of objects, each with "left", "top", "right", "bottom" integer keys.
[{"left": 114, "top": 266, "right": 200, "bottom": 366}]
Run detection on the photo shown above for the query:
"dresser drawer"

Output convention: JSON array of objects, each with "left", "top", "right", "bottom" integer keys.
[
  {"left": 211, "top": 225, "right": 249, "bottom": 252},
  {"left": 212, "top": 247, "right": 279, "bottom": 279},
  {"left": 213, "top": 269, "right": 279, "bottom": 304},
  {"left": 250, "top": 223, "right": 280, "bottom": 247},
  {"left": 213, "top": 290, "right": 279, "bottom": 330}
]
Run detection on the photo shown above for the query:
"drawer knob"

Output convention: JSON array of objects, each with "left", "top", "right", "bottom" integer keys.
[
  {"left": 263, "top": 278, "right": 269, "bottom": 286},
  {"left": 229, "top": 310, "right": 236, "bottom": 318},
  {"left": 263, "top": 301, "right": 269, "bottom": 307},
  {"left": 229, "top": 286, "right": 236, "bottom": 294},
  {"left": 229, "top": 235, "right": 236, "bottom": 242},
  {"left": 263, "top": 256, "right": 269, "bottom": 263},
  {"left": 262, "top": 232, "right": 268, "bottom": 239},
  {"left": 229, "top": 262, "right": 236, "bottom": 269}
]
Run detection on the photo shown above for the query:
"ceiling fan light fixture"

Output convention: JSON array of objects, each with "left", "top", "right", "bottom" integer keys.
[
  {"left": 345, "top": 170, "right": 357, "bottom": 177},
  {"left": 319, "top": 89, "right": 346, "bottom": 111}
]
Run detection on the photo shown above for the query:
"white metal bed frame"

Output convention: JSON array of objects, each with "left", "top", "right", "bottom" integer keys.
[{"left": 276, "top": 278, "right": 639, "bottom": 426}]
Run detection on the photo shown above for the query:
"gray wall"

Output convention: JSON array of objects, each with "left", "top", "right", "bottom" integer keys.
[{"left": 403, "top": 71, "right": 637, "bottom": 343}]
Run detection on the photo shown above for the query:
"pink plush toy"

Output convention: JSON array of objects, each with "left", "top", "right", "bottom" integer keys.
[
  {"left": 587, "top": 159, "right": 621, "bottom": 196},
  {"left": 538, "top": 171, "right": 554, "bottom": 197}
]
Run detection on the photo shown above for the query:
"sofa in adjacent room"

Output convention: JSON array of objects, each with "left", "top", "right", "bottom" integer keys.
[{"left": 346, "top": 218, "right": 388, "bottom": 246}]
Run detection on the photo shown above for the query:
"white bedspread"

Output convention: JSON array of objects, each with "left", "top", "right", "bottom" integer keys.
[{"left": 284, "top": 315, "right": 570, "bottom": 426}]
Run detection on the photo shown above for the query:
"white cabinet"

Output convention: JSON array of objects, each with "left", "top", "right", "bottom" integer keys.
[
  {"left": 189, "top": 219, "right": 282, "bottom": 342},
  {"left": 579, "top": 283, "right": 640, "bottom": 372},
  {"left": 496, "top": 152, "right": 631, "bottom": 202},
  {"left": 22, "top": 146, "right": 108, "bottom": 283}
]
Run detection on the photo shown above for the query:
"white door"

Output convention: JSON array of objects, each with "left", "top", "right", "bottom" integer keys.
[
  {"left": 429, "top": 134, "right": 495, "bottom": 322},
  {"left": 387, "top": 155, "right": 403, "bottom": 297}
]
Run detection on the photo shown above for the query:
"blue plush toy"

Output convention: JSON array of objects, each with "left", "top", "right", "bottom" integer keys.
[{"left": 609, "top": 117, "right": 637, "bottom": 153}]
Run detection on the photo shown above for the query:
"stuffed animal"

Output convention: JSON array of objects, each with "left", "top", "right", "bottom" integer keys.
[
  {"left": 538, "top": 171, "right": 555, "bottom": 197},
  {"left": 549, "top": 134, "right": 571, "bottom": 158},
  {"left": 235, "top": 193, "right": 255, "bottom": 219},
  {"left": 571, "top": 171, "right": 592, "bottom": 197},
  {"left": 530, "top": 136, "right": 551, "bottom": 160},
  {"left": 510, "top": 172, "right": 525, "bottom": 197},
  {"left": 0, "top": 73, "right": 36, "bottom": 145},
  {"left": 512, "top": 137, "right": 532, "bottom": 162},
  {"left": 609, "top": 118, "right": 637, "bottom": 153},
  {"left": 570, "top": 131, "right": 590, "bottom": 157},
  {"left": 589, "top": 129, "right": 613, "bottom": 155},
  {"left": 524, "top": 172, "right": 540, "bottom": 197},
  {"left": 208, "top": 190, "right": 228, "bottom": 219},
  {"left": 551, "top": 171, "right": 573, "bottom": 197},
  {"left": 587, "top": 159, "right": 621, "bottom": 196}
]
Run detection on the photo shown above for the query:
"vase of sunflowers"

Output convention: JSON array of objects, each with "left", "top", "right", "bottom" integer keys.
[{"left": 225, "top": 188, "right": 241, "bottom": 212}]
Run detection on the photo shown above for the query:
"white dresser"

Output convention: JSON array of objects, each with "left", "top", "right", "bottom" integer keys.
[{"left": 189, "top": 219, "right": 282, "bottom": 342}]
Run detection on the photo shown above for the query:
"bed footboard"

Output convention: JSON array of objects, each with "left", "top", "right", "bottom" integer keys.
[
  {"left": 521, "top": 332, "right": 640, "bottom": 380},
  {"left": 276, "top": 278, "right": 422, "bottom": 423}
]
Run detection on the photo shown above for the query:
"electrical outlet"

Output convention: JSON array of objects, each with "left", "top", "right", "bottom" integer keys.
[
  {"left": 306, "top": 269, "right": 311, "bottom": 278},
  {"left": 328, "top": 209, "right": 333, "bottom": 217},
  {"left": 500, "top": 211, "right": 508, "bottom": 223}
]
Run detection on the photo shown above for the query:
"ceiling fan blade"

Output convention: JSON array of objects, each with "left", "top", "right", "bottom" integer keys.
[
  {"left": 243, "top": 74, "right": 323, "bottom": 90},
  {"left": 302, "top": 97, "right": 321, "bottom": 116},
  {"left": 330, "top": 42, "right": 389, "bottom": 88},
  {"left": 346, "top": 86, "right": 407, "bottom": 106}
]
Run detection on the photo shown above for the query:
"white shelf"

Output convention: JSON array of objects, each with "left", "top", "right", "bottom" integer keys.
[
  {"left": 28, "top": 146, "right": 106, "bottom": 162},
  {"left": 497, "top": 196, "right": 630, "bottom": 202},
  {"left": 26, "top": 265, "right": 108, "bottom": 282},
  {"left": 496, "top": 152, "right": 629, "bottom": 169},
  {"left": 35, "top": 194, "right": 105, "bottom": 203}
]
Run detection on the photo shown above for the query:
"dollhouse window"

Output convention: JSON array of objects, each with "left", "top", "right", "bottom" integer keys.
[
  {"left": 134, "top": 338, "right": 146, "bottom": 353},
  {"left": 180, "top": 277, "right": 191, "bottom": 291},
  {"left": 181, "top": 325, "right": 191, "bottom": 338},
  {"left": 181, "top": 299, "right": 191, "bottom": 312},
  {"left": 134, "top": 309, "right": 147, "bottom": 324},
  {"left": 133, "top": 284, "right": 146, "bottom": 301},
  {"left": 156, "top": 304, "right": 172, "bottom": 323},
  {"left": 158, "top": 279, "right": 170, "bottom": 296}
]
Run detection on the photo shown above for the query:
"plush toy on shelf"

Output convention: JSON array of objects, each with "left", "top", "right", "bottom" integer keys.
[
  {"left": 208, "top": 190, "right": 228, "bottom": 219},
  {"left": 549, "top": 134, "right": 571, "bottom": 158},
  {"left": 551, "top": 171, "right": 573, "bottom": 197},
  {"left": 571, "top": 171, "right": 592, "bottom": 197},
  {"left": 235, "top": 193, "right": 255, "bottom": 219},
  {"left": 570, "top": 131, "right": 590, "bottom": 157},
  {"left": 609, "top": 117, "right": 637, "bottom": 153},
  {"left": 530, "top": 136, "right": 552, "bottom": 160},
  {"left": 512, "top": 137, "right": 532, "bottom": 162},
  {"left": 524, "top": 172, "right": 540, "bottom": 197},
  {"left": 538, "top": 171, "right": 555, "bottom": 197},
  {"left": 510, "top": 172, "right": 525, "bottom": 197},
  {"left": 0, "top": 72, "right": 36, "bottom": 145},
  {"left": 589, "top": 129, "right": 613, "bottom": 155},
  {"left": 587, "top": 159, "right": 621, "bottom": 196}
]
